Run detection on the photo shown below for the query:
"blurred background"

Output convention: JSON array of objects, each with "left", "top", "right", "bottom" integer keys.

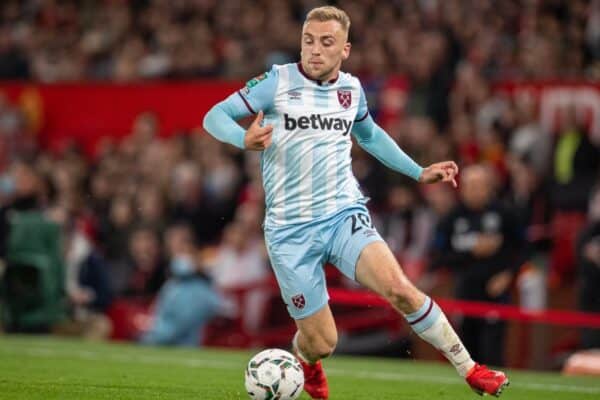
[{"left": 1, "top": 0, "right": 599, "bottom": 375}]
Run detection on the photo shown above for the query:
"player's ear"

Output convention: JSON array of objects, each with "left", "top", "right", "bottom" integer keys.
[{"left": 342, "top": 42, "right": 351, "bottom": 60}]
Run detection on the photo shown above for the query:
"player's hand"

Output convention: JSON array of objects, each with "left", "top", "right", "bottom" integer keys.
[
  {"left": 244, "top": 110, "right": 273, "bottom": 151},
  {"left": 486, "top": 270, "right": 512, "bottom": 298},
  {"left": 472, "top": 233, "right": 503, "bottom": 258},
  {"left": 419, "top": 161, "right": 459, "bottom": 188}
]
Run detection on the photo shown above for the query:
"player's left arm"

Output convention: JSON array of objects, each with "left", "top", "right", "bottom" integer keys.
[{"left": 352, "top": 87, "right": 458, "bottom": 186}]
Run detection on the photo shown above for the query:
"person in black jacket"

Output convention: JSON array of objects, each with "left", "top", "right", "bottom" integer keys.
[
  {"left": 575, "top": 187, "right": 600, "bottom": 349},
  {"left": 431, "top": 164, "right": 527, "bottom": 366}
]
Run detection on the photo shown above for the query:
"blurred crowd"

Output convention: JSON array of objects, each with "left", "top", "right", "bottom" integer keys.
[
  {"left": 0, "top": 0, "right": 600, "bottom": 82},
  {"left": 0, "top": 109, "right": 272, "bottom": 344},
  {"left": 0, "top": 0, "right": 599, "bottom": 363}
]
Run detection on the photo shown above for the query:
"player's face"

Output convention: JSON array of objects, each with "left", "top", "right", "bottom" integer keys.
[{"left": 301, "top": 20, "right": 350, "bottom": 82}]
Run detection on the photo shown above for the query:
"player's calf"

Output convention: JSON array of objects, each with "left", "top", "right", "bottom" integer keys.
[{"left": 382, "top": 275, "right": 424, "bottom": 313}]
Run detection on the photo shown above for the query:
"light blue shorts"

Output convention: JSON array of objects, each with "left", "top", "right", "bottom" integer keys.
[{"left": 264, "top": 203, "right": 383, "bottom": 319}]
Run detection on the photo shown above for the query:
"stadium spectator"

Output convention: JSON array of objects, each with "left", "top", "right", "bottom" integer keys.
[
  {"left": 504, "top": 155, "right": 550, "bottom": 306},
  {"left": 551, "top": 106, "right": 599, "bottom": 213},
  {"left": 423, "top": 183, "right": 457, "bottom": 223},
  {"left": 0, "top": 93, "right": 33, "bottom": 173},
  {"left": 117, "top": 226, "right": 166, "bottom": 298},
  {"left": 169, "top": 160, "right": 226, "bottom": 246},
  {"left": 135, "top": 183, "right": 168, "bottom": 235},
  {"left": 509, "top": 98, "right": 552, "bottom": 177},
  {"left": 431, "top": 164, "right": 527, "bottom": 366},
  {"left": 504, "top": 155, "right": 550, "bottom": 367},
  {"left": 0, "top": 159, "right": 65, "bottom": 332},
  {"left": 0, "top": 159, "right": 46, "bottom": 256},
  {"left": 374, "top": 182, "right": 435, "bottom": 281},
  {"left": 0, "top": 25, "right": 29, "bottom": 79},
  {"left": 53, "top": 219, "right": 114, "bottom": 341},
  {"left": 576, "top": 187, "right": 600, "bottom": 349},
  {"left": 206, "top": 205, "right": 271, "bottom": 334},
  {"left": 101, "top": 195, "right": 135, "bottom": 264},
  {"left": 549, "top": 105, "right": 600, "bottom": 285},
  {"left": 140, "top": 224, "right": 222, "bottom": 347}
]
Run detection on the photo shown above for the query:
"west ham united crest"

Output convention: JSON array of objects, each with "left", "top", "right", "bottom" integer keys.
[
  {"left": 291, "top": 294, "right": 306, "bottom": 309},
  {"left": 337, "top": 89, "right": 352, "bottom": 109}
]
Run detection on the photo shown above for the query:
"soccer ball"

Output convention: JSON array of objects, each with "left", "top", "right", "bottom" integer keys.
[{"left": 244, "top": 348, "right": 304, "bottom": 400}]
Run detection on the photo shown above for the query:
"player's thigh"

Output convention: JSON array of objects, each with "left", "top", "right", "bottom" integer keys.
[
  {"left": 354, "top": 241, "right": 404, "bottom": 293},
  {"left": 355, "top": 241, "right": 424, "bottom": 311},
  {"left": 264, "top": 224, "right": 329, "bottom": 320},
  {"left": 327, "top": 204, "right": 384, "bottom": 281}
]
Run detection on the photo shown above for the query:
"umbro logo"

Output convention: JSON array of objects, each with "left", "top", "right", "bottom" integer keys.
[
  {"left": 288, "top": 91, "right": 302, "bottom": 100},
  {"left": 449, "top": 344, "right": 463, "bottom": 356},
  {"left": 364, "top": 229, "right": 378, "bottom": 238}
]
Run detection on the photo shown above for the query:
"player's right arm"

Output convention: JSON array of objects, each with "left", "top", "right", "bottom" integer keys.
[{"left": 202, "top": 68, "right": 278, "bottom": 151}]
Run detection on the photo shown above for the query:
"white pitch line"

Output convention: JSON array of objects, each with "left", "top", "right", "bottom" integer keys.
[{"left": 1, "top": 345, "right": 599, "bottom": 395}]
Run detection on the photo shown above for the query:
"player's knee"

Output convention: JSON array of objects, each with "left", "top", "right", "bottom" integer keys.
[
  {"left": 321, "top": 330, "right": 338, "bottom": 357},
  {"left": 304, "top": 331, "right": 337, "bottom": 359},
  {"left": 314, "top": 338, "right": 336, "bottom": 359}
]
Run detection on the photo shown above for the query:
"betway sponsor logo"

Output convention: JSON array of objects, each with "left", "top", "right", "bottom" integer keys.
[{"left": 284, "top": 113, "right": 352, "bottom": 135}]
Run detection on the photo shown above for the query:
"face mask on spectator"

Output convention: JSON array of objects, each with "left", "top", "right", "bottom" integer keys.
[
  {"left": 170, "top": 255, "right": 196, "bottom": 277},
  {"left": 0, "top": 174, "right": 15, "bottom": 195}
]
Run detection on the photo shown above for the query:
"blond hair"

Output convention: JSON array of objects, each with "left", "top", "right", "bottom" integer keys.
[{"left": 305, "top": 6, "right": 350, "bottom": 36}]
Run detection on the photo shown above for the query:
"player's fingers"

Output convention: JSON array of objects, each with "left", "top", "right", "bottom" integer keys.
[
  {"left": 260, "top": 124, "right": 273, "bottom": 135},
  {"left": 255, "top": 125, "right": 272, "bottom": 138},
  {"left": 439, "top": 168, "right": 455, "bottom": 183},
  {"left": 439, "top": 166, "right": 456, "bottom": 182},
  {"left": 255, "top": 133, "right": 271, "bottom": 146},
  {"left": 439, "top": 160, "right": 458, "bottom": 173},
  {"left": 251, "top": 128, "right": 271, "bottom": 145},
  {"left": 446, "top": 166, "right": 458, "bottom": 179},
  {"left": 443, "top": 169, "right": 452, "bottom": 181},
  {"left": 252, "top": 110, "right": 264, "bottom": 126},
  {"left": 261, "top": 131, "right": 272, "bottom": 141},
  {"left": 446, "top": 162, "right": 459, "bottom": 176},
  {"left": 451, "top": 178, "right": 458, "bottom": 188}
]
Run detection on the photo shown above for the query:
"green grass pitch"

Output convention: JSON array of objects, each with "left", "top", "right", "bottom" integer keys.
[{"left": 1, "top": 335, "right": 599, "bottom": 399}]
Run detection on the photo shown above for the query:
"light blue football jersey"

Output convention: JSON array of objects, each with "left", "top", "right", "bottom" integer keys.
[{"left": 237, "top": 63, "right": 370, "bottom": 227}]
